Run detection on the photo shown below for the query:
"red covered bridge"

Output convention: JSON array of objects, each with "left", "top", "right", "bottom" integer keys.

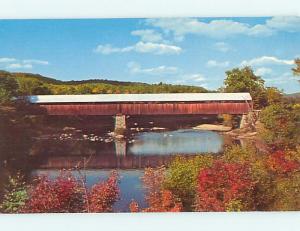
[
  {"left": 28, "top": 93, "right": 252, "bottom": 115},
  {"left": 27, "top": 93, "right": 252, "bottom": 131}
]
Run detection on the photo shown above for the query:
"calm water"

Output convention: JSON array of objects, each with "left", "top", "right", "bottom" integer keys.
[{"left": 30, "top": 128, "right": 229, "bottom": 212}]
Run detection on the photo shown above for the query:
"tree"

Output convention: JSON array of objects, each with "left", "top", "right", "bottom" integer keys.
[
  {"left": 292, "top": 58, "right": 300, "bottom": 76},
  {"left": 259, "top": 104, "right": 300, "bottom": 149},
  {"left": 223, "top": 66, "right": 267, "bottom": 108},
  {"left": 17, "top": 78, "right": 51, "bottom": 95},
  {"left": 0, "top": 76, "right": 19, "bottom": 104},
  {"left": 266, "top": 87, "right": 283, "bottom": 105}
]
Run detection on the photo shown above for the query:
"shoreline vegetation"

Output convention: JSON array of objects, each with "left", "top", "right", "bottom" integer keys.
[{"left": 0, "top": 63, "right": 300, "bottom": 212}]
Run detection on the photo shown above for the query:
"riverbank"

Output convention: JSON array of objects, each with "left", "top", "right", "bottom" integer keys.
[{"left": 193, "top": 124, "right": 232, "bottom": 132}]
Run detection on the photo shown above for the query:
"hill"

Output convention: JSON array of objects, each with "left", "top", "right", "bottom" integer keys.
[
  {"left": 285, "top": 92, "right": 300, "bottom": 98},
  {"left": 0, "top": 70, "right": 209, "bottom": 95}
]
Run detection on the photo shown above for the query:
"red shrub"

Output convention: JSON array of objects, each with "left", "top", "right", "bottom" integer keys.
[
  {"left": 89, "top": 171, "right": 120, "bottom": 212},
  {"left": 195, "top": 161, "right": 255, "bottom": 212},
  {"left": 23, "top": 171, "right": 120, "bottom": 213},
  {"left": 129, "top": 190, "right": 183, "bottom": 212},
  {"left": 129, "top": 167, "right": 183, "bottom": 212},
  {"left": 129, "top": 200, "right": 139, "bottom": 213},
  {"left": 267, "top": 150, "right": 299, "bottom": 175},
  {"left": 23, "top": 173, "right": 84, "bottom": 213},
  {"left": 53, "top": 174, "right": 85, "bottom": 212}
]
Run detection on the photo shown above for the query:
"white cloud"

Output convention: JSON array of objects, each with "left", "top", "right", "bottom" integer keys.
[
  {"left": 134, "top": 42, "right": 182, "bottom": 55},
  {"left": 0, "top": 57, "right": 17, "bottom": 63},
  {"left": 266, "top": 16, "right": 300, "bottom": 32},
  {"left": 254, "top": 67, "right": 273, "bottom": 76},
  {"left": 182, "top": 73, "right": 206, "bottom": 82},
  {"left": 146, "top": 18, "right": 274, "bottom": 40},
  {"left": 213, "top": 42, "right": 231, "bottom": 53},
  {"left": 241, "top": 56, "right": 294, "bottom": 66},
  {"left": 146, "top": 16, "right": 300, "bottom": 40},
  {"left": 23, "top": 59, "right": 49, "bottom": 65},
  {"left": 206, "top": 60, "right": 230, "bottom": 68},
  {"left": 94, "top": 44, "right": 133, "bottom": 54},
  {"left": 6, "top": 63, "right": 33, "bottom": 69},
  {"left": 127, "top": 62, "right": 179, "bottom": 75},
  {"left": 94, "top": 42, "right": 182, "bottom": 55},
  {"left": 131, "top": 29, "right": 163, "bottom": 42},
  {"left": 171, "top": 73, "right": 207, "bottom": 87},
  {"left": 172, "top": 73, "right": 206, "bottom": 87},
  {"left": 0, "top": 57, "right": 49, "bottom": 70}
]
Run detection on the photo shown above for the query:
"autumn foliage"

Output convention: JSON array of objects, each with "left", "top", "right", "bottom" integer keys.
[
  {"left": 129, "top": 167, "right": 182, "bottom": 212},
  {"left": 267, "top": 150, "right": 299, "bottom": 175},
  {"left": 89, "top": 171, "right": 119, "bottom": 212},
  {"left": 22, "top": 171, "right": 119, "bottom": 213},
  {"left": 195, "top": 161, "right": 255, "bottom": 212}
]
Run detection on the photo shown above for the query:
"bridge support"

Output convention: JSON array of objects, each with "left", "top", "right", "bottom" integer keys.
[
  {"left": 240, "top": 111, "right": 258, "bottom": 129},
  {"left": 240, "top": 114, "right": 248, "bottom": 129},
  {"left": 115, "top": 139, "right": 127, "bottom": 156},
  {"left": 114, "top": 114, "right": 126, "bottom": 134}
]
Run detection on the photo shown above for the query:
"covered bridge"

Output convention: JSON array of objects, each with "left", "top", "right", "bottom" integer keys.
[
  {"left": 27, "top": 93, "right": 252, "bottom": 131},
  {"left": 28, "top": 93, "right": 252, "bottom": 115}
]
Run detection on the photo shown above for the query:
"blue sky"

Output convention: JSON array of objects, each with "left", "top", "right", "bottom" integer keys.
[{"left": 0, "top": 17, "right": 299, "bottom": 93}]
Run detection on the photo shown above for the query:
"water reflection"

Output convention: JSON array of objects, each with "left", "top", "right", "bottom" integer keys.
[
  {"left": 129, "top": 129, "right": 224, "bottom": 155},
  {"left": 32, "top": 129, "right": 225, "bottom": 169},
  {"left": 29, "top": 129, "right": 228, "bottom": 211}
]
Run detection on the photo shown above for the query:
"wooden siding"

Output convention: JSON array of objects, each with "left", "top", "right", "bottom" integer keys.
[{"left": 37, "top": 102, "right": 251, "bottom": 115}]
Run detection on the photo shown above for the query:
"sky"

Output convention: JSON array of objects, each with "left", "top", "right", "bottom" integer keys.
[{"left": 0, "top": 17, "right": 299, "bottom": 93}]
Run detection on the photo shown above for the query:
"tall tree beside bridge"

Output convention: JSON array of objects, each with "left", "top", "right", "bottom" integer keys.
[{"left": 223, "top": 66, "right": 267, "bottom": 109}]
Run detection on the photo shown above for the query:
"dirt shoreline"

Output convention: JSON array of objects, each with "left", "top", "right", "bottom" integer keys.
[{"left": 193, "top": 124, "right": 232, "bottom": 132}]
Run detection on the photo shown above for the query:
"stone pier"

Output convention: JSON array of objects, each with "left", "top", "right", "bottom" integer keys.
[
  {"left": 240, "top": 114, "right": 248, "bottom": 129},
  {"left": 114, "top": 114, "right": 126, "bottom": 133},
  {"left": 115, "top": 139, "right": 127, "bottom": 156},
  {"left": 239, "top": 111, "right": 260, "bottom": 129}
]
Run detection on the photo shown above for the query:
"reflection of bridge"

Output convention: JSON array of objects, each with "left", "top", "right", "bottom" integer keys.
[
  {"left": 34, "top": 154, "right": 185, "bottom": 169},
  {"left": 28, "top": 93, "right": 252, "bottom": 131}
]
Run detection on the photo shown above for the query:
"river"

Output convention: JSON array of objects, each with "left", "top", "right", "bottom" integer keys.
[{"left": 1, "top": 115, "right": 240, "bottom": 212}]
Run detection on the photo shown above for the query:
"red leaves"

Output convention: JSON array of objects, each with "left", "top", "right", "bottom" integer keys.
[
  {"left": 22, "top": 171, "right": 119, "bottom": 213},
  {"left": 22, "top": 173, "right": 83, "bottom": 213},
  {"left": 267, "top": 150, "right": 299, "bottom": 175},
  {"left": 195, "top": 161, "right": 255, "bottom": 212},
  {"left": 89, "top": 171, "right": 119, "bottom": 212},
  {"left": 129, "top": 167, "right": 183, "bottom": 212},
  {"left": 129, "top": 200, "right": 139, "bottom": 212},
  {"left": 129, "top": 190, "right": 183, "bottom": 212}
]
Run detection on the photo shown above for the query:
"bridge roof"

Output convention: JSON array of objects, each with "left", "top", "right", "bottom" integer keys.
[{"left": 27, "top": 93, "right": 252, "bottom": 103}]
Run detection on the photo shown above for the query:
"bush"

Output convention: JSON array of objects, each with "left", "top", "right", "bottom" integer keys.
[
  {"left": 259, "top": 104, "right": 300, "bottom": 149},
  {"left": 221, "top": 114, "right": 233, "bottom": 127},
  {"left": 89, "top": 171, "right": 119, "bottom": 212},
  {"left": 23, "top": 172, "right": 84, "bottom": 213},
  {"left": 0, "top": 174, "right": 28, "bottom": 213},
  {"left": 129, "top": 190, "right": 183, "bottom": 212},
  {"left": 267, "top": 150, "right": 300, "bottom": 176},
  {"left": 131, "top": 167, "right": 182, "bottom": 212},
  {"left": 0, "top": 77, "right": 19, "bottom": 104},
  {"left": 195, "top": 161, "right": 256, "bottom": 211},
  {"left": 22, "top": 171, "right": 119, "bottom": 213},
  {"left": 163, "top": 155, "right": 214, "bottom": 209}
]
